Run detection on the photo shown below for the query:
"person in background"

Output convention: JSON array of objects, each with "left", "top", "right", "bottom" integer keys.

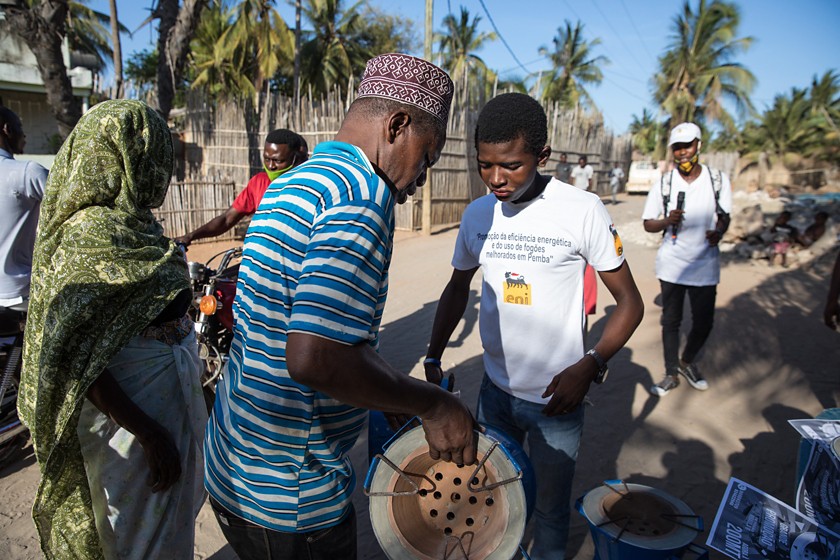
[
  {"left": 555, "top": 151, "right": 572, "bottom": 183},
  {"left": 204, "top": 54, "right": 478, "bottom": 560},
  {"left": 609, "top": 161, "right": 625, "bottom": 204},
  {"left": 798, "top": 211, "right": 829, "bottom": 248},
  {"left": 0, "top": 107, "right": 47, "bottom": 311},
  {"left": 424, "top": 93, "right": 643, "bottom": 560},
  {"left": 175, "top": 129, "right": 308, "bottom": 247},
  {"left": 571, "top": 154, "right": 594, "bottom": 191},
  {"left": 642, "top": 122, "right": 732, "bottom": 396},
  {"left": 768, "top": 210, "right": 798, "bottom": 267},
  {"left": 19, "top": 100, "right": 207, "bottom": 559}
]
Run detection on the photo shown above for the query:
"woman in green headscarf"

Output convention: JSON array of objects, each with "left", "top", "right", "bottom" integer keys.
[{"left": 19, "top": 100, "right": 207, "bottom": 559}]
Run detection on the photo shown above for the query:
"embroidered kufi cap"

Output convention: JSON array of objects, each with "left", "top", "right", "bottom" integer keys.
[{"left": 357, "top": 53, "right": 454, "bottom": 124}]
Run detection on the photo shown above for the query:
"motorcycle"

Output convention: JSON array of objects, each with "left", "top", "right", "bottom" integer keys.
[
  {"left": 0, "top": 306, "right": 28, "bottom": 467},
  {"left": 187, "top": 247, "right": 242, "bottom": 411}
]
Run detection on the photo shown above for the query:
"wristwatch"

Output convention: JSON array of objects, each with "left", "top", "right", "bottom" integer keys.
[{"left": 586, "top": 349, "right": 609, "bottom": 384}]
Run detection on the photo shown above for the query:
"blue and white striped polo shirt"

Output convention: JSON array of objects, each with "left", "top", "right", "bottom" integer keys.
[{"left": 204, "top": 141, "right": 395, "bottom": 532}]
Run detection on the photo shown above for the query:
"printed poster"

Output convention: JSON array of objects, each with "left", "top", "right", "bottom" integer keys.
[
  {"left": 796, "top": 439, "right": 840, "bottom": 535},
  {"left": 707, "top": 477, "right": 839, "bottom": 560},
  {"left": 788, "top": 419, "right": 840, "bottom": 443}
]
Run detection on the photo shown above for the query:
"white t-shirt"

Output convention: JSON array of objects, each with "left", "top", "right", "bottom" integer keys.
[
  {"left": 609, "top": 167, "right": 624, "bottom": 186},
  {"left": 452, "top": 178, "right": 625, "bottom": 403},
  {"left": 571, "top": 164, "right": 594, "bottom": 190},
  {"left": 641, "top": 165, "right": 732, "bottom": 286}
]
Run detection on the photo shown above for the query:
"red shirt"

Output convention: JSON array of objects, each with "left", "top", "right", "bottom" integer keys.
[{"left": 232, "top": 171, "right": 271, "bottom": 215}]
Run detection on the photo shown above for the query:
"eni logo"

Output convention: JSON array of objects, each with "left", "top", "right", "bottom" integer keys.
[
  {"left": 503, "top": 272, "right": 531, "bottom": 305},
  {"left": 610, "top": 224, "right": 623, "bottom": 257}
]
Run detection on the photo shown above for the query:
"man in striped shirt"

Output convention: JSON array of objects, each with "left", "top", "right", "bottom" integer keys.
[{"left": 204, "top": 54, "right": 478, "bottom": 560}]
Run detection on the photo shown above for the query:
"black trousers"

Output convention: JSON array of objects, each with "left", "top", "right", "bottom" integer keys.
[
  {"left": 210, "top": 497, "right": 357, "bottom": 560},
  {"left": 660, "top": 280, "right": 717, "bottom": 374}
]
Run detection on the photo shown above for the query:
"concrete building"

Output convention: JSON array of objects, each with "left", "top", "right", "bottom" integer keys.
[{"left": 0, "top": 12, "right": 96, "bottom": 159}]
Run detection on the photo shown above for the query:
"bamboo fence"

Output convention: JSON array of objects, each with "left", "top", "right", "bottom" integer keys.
[{"left": 155, "top": 87, "right": 633, "bottom": 239}]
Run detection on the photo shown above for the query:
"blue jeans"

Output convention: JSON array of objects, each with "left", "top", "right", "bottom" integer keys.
[
  {"left": 476, "top": 374, "right": 584, "bottom": 560},
  {"left": 210, "top": 497, "right": 356, "bottom": 560}
]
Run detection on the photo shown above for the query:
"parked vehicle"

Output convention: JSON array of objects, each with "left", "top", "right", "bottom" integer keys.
[
  {"left": 187, "top": 247, "right": 242, "bottom": 411},
  {"left": 0, "top": 306, "right": 28, "bottom": 466},
  {"left": 626, "top": 160, "right": 662, "bottom": 194}
]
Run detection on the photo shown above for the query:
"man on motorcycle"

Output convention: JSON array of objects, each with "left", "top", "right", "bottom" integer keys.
[
  {"left": 175, "top": 128, "right": 308, "bottom": 247},
  {"left": 0, "top": 107, "right": 47, "bottom": 311}
]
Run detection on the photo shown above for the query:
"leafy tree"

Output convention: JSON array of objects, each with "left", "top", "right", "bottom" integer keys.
[
  {"left": 66, "top": 0, "right": 125, "bottom": 72},
  {"left": 191, "top": 0, "right": 293, "bottom": 100},
  {"left": 808, "top": 70, "right": 840, "bottom": 161},
  {"left": 436, "top": 6, "right": 496, "bottom": 104},
  {"left": 536, "top": 20, "right": 608, "bottom": 109},
  {"left": 654, "top": 0, "right": 755, "bottom": 129},
  {"left": 2, "top": 0, "right": 81, "bottom": 138},
  {"left": 124, "top": 48, "right": 159, "bottom": 100},
  {"left": 357, "top": 5, "right": 418, "bottom": 56},
  {"left": 153, "top": 0, "right": 206, "bottom": 119},
  {"left": 629, "top": 109, "right": 662, "bottom": 155},
  {"left": 299, "top": 0, "right": 373, "bottom": 97},
  {"left": 741, "top": 88, "right": 821, "bottom": 168}
]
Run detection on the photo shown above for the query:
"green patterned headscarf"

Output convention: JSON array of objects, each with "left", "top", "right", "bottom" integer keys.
[{"left": 18, "top": 100, "right": 190, "bottom": 559}]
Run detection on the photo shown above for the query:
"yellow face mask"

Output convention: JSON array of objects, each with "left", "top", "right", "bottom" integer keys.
[{"left": 675, "top": 153, "right": 699, "bottom": 174}]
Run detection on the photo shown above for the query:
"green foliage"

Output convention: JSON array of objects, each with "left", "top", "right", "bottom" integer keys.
[
  {"left": 629, "top": 109, "right": 662, "bottom": 155},
  {"left": 739, "top": 71, "right": 840, "bottom": 165},
  {"left": 66, "top": 0, "right": 127, "bottom": 71},
  {"left": 536, "top": 20, "right": 608, "bottom": 109},
  {"left": 357, "top": 5, "right": 419, "bottom": 56},
  {"left": 299, "top": 0, "right": 374, "bottom": 97},
  {"left": 654, "top": 0, "right": 755, "bottom": 128},
  {"left": 125, "top": 49, "right": 158, "bottom": 98},
  {"left": 435, "top": 6, "right": 497, "bottom": 105},
  {"left": 190, "top": 0, "right": 293, "bottom": 100}
]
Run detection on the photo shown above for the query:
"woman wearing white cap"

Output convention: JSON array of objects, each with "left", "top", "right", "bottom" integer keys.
[{"left": 641, "top": 122, "right": 732, "bottom": 396}]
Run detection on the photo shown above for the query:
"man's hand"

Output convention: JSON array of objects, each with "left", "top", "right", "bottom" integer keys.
[
  {"left": 541, "top": 358, "right": 595, "bottom": 416},
  {"left": 666, "top": 209, "right": 684, "bottom": 227},
  {"left": 423, "top": 361, "right": 444, "bottom": 386},
  {"left": 705, "top": 229, "right": 723, "bottom": 247},
  {"left": 825, "top": 299, "right": 839, "bottom": 330},
  {"left": 421, "top": 392, "right": 479, "bottom": 465},
  {"left": 136, "top": 422, "right": 182, "bottom": 492},
  {"left": 174, "top": 235, "right": 192, "bottom": 248}
]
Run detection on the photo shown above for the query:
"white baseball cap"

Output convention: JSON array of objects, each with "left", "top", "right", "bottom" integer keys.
[{"left": 668, "top": 122, "right": 702, "bottom": 146}]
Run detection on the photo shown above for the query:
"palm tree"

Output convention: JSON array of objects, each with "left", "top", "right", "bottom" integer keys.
[
  {"left": 654, "top": 0, "right": 755, "bottom": 129},
  {"left": 809, "top": 70, "right": 840, "bottom": 136},
  {"left": 1, "top": 0, "right": 123, "bottom": 138},
  {"left": 436, "top": 6, "right": 496, "bottom": 104},
  {"left": 536, "top": 20, "right": 608, "bottom": 109},
  {"left": 66, "top": 0, "right": 123, "bottom": 72},
  {"left": 741, "top": 88, "right": 820, "bottom": 167},
  {"left": 299, "top": 0, "right": 372, "bottom": 97},
  {"left": 629, "top": 109, "right": 662, "bottom": 155},
  {"left": 190, "top": 0, "right": 293, "bottom": 100}
]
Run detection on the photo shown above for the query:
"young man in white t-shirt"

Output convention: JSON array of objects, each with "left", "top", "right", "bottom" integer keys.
[
  {"left": 642, "top": 122, "right": 732, "bottom": 396},
  {"left": 570, "top": 155, "right": 594, "bottom": 191},
  {"left": 424, "top": 93, "right": 644, "bottom": 560}
]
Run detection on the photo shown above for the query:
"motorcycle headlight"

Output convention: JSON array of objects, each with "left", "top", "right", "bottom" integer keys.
[{"left": 199, "top": 295, "right": 218, "bottom": 315}]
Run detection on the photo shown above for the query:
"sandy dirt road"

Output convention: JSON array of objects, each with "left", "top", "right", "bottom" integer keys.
[{"left": 1, "top": 193, "right": 837, "bottom": 559}]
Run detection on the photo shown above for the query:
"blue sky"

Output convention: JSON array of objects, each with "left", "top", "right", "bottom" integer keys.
[{"left": 91, "top": 0, "right": 840, "bottom": 133}]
